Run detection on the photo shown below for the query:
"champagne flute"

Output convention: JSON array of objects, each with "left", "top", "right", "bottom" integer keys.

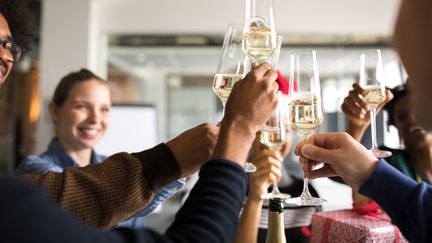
[
  {"left": 212, "top": 24, "right": 256, "bottom": 172},
  {"left": 359, "top": 49, "right": 392, "bottom": 158},
  {"left": 285, "top": 49, "right": 326, "bottom": 206},
  {"left": 260, "top": 92, "right": 291, "bottom": 200},
  {"left": 242, "top": 0, "right": 277, "bottom": 63},
  {"left": 212, "top": 24, "right": 249, "bottom": 109}
]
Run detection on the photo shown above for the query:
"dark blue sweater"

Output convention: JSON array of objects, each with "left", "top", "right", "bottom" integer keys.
[
  {"left": 0, "top": 160, "right": 248, "bottom": 243},
  {"left": 360, "top": 159, "right": 432, "bottom": 243}
]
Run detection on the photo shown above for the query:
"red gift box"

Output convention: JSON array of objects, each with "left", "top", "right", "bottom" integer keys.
[{"left": 310, "top": 209, "right": 408, "bottom": 243}]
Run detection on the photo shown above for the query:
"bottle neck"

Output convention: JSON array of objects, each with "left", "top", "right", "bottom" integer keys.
[
  {"left": 268, "top": 198, "right": 284, "bottom": 213},
  {"left": 265, "top": 198, "right": 287, "bottom": 243}
]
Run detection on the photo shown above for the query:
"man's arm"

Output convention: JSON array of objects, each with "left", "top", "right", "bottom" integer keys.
[
  {"left": 1, "top": 160, "right": 248, "bottom": 243},
  {"left": 24, "top": 143, "right": 178, "bottom": 229},
  {"left": 360, "top": 160, "right": 432, "bottom": 243},
  {"left": 23, "top": 122, "right": 219, "bottom": 229},
  {"left": 295, "top": 132, "right": 432, "bottom": 243}
]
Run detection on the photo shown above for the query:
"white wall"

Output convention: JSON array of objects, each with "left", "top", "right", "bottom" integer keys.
[
  {"left": 97, "top": 0, "right": 401, "bottom": 36},
  {"left": 36, "top": 0, "right": 402, "bottom": 153},
  {"left": 37, "top": 0, "right": 94, "bottom": 152}
]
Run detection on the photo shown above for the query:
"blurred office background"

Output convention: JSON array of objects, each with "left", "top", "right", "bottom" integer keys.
[{"left": 0, "top": 0, "right": 404, "bottom": 231}]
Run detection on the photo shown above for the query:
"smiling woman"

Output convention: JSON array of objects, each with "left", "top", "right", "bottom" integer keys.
[
  {"left": 14, "top": 68, "right": 187, "bottom": 229},
  {"left": 15, "top": 69, "right": 111, "bottom": 171},
  {"left": 48, "top": 69, "right": 111, "bottom": 167}
]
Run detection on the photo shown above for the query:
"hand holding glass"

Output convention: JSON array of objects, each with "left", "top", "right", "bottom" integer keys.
[
  {"left": 260, "top": 92, "right": 291, "bottom": 200},
  {"left": 286, "top": 49, "right": 326, "bottom": 206},
  {"left": 358, "top": 49, "right": 392, "bottom": 158},
  {"left": 212, "top": 24, "right": 249, "bottom": 108},
  {"left": 212, "top": 24, "right": 256, "bottom": 172}
]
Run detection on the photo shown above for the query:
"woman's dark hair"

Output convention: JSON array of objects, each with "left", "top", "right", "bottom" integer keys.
[
  {"left": 0, "top": 0, "right": 34, "bottom": 51},
  {"left": 52, "top": 69, "right": 107, "bottom": 107},
  {"left": 383, "top": 83, "right": 410, "bottom": 126}
]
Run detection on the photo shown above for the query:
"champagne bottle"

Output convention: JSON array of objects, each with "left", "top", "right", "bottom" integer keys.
[{"left": 265, "top": 198, "right": 286, "bottom": 243}]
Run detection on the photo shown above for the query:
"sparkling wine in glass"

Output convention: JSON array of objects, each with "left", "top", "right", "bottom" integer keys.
[
  {"left": 242, "top": 0, "right": 277, "bottom": 63},
  {"left": 212, "top": 24, "right": 256, "bottom": 172},
  {"left": 359, "top": 49, "right": 392, "bottom": 158},
  {"left": 212, "top": 73, "right": 243, "bottom": 107},
  {"left": 285, "top": 49, "right": 327, "bottom": 206},
  {"left": 260, "top": 92, "right": 291, "bottom": 200},
  {"left": 212, "top": 24, "right": 248, "bottom": 109}
]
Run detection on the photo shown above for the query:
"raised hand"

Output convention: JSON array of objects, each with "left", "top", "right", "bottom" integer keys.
[
  {"left": 295, "top": 132, "right": 379, "bottom": 192},
  {"left": 224, "top": 63, "right": 278, "bottom": 133},
  {"left": 233, "top": 138, "right": 282, "bottom": 243},
  {"left": 249, "top": 139, "right": 283, "bottom": 198},
  {"left": 166, "top": 123, "right": 219, "bottom": 178},
  {"left": 213, "top": 63, "right": 278, "bottom": 165},
  {"left": 342, "top": 83, "right": 393, "bottom": 141}
]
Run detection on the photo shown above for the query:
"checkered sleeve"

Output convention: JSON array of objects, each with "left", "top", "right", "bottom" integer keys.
[{"left": 22, "top": 145, "right": 178, "bottom": 229}]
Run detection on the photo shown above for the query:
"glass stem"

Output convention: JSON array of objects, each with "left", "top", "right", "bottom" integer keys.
[
  {"left": 270, "top": 150, "right": 282, "bottom": 194},
  {"left": 370, "top": 107, "right": 378, "bottom": 150},
  {"left": 300, "top": 131, "right": 312, "bottom": 198},
  {"left": 271, "top": 182, "right": 280, "bottom": 194},
  {"left": 221, "top": 103, "right": 226, "bottom": 117},
  {"left": 301, "top": 178, "right": 312, "bottom": 199}
]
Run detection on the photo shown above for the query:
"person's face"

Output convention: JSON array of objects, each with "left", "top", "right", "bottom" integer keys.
[
  {"left": 393, "top": 96, "right": 422, "bottom": 141},
  {"left": 0, "top": 14, "right": 15, "bottom": 87},
  {"left": 410, "top": 80, "right": 432, "bottom": 132},
  {"left": 51, "top": 80, "right": 111, "bottom": 152}
]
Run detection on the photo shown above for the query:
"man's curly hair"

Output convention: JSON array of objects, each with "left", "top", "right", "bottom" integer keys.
[{"left": 0, "top": 0, "right": 34, "bottom": 51}]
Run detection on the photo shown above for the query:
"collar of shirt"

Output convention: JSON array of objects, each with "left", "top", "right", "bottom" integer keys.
[{"left": 46, "top": 138, "right": 106, "bottom": 168}]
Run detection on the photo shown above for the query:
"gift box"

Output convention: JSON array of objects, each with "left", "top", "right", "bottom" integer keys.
[{"left": 310, "top": 209, "right": 408, "bottom": 243}]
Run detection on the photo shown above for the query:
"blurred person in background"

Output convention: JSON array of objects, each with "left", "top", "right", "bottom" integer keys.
[
  {"left": 342, "top": 82, "right": 432, "bottom": 183},
  {"left": 295, "top": 1, "right": 432, "bottom": 242},
  {"left": 15, "top": 69, "right": 186, "bottom": 229}
]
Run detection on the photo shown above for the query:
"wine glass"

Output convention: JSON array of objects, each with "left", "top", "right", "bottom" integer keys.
[
  {"left": 212, "top": 24, "right": 256, "bottom": 172},
  {"left": 285, "top": 49, "right": 327, "bottom": 206},
  {"left": 212, "top": 24, "right": 249, "bottom": 109},
  {"left": 242, "top": 0, "right": 277, "bottom": 63},
  {"left": 359, "top": 49, "right": 392, "bottom": 158},
  {"left": 260, "top": 92, "right": 291, "bottom": 200}
]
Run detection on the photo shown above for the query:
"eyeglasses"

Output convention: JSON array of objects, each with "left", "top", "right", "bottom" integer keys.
[{"left": 0, "top": 39, "right": 23, "bottom": 63}]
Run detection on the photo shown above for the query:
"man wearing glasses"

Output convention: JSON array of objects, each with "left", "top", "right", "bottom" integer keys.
[{"left": 0, "top": 35, "right": 23, "bottom": 84}]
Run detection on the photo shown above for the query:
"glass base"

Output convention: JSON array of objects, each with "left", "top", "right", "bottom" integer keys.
[
  {"left": 371, "top": 148, "right": 392, "bottom": 158},
  {"left": 285, "top": 195, "right": 327, "bottom": 206},
  {"left": 261, "top": 192, "right": 291, "bottom": 200},
  {"left": 244, "top": 162, "right": 257, "bottom": 173}
]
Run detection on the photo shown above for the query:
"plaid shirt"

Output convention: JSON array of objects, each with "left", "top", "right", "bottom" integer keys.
[{"left": 16, "top": 139, "right": 185, "bottom": 228}]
